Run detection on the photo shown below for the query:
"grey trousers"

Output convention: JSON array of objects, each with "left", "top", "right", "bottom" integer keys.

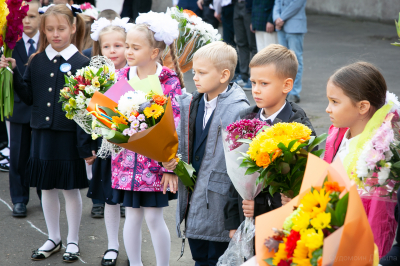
[{"left": 233, "top": 1, "right": 257, "bottom": 81}]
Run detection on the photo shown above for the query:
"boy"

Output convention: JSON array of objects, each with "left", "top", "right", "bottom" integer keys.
[
  {"left": 273, "top": 0, "right": 307, "bottom": 103},
  {"left": 163, "top": 41, "right": 249, "bottom": 266},
  {"left": 224, "top": 44, "right": 316, "bottom": 237},
  {"left": 8, "top": 0, "right": 41, "bottom": 217}
]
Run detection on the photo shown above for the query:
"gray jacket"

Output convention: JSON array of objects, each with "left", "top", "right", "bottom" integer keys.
[
  {"left": 273, "top": 0, "right": 307, "bottom": 34},
  {"left": 175, "top": 84, "right": 249, "bottom": 242}
]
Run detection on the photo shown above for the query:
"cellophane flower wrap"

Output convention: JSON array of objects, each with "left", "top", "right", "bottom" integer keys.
[
  {"left": 343, "top": 92, "right": 400, "bottom": 202},
  {"left": 59, "top": 56, "right": 115, "bottom": 134},
  {"left": 162, "top": 7, "right": 221, "bottom": 73},
  {"left": 0, "top": 0, "right": 31, "bottom": 120},
  {"left": 240, "top": 122, "right": 328, "bottom": 199},
  {"left": 255, "top": 154, "right": 379, "bottom": 266},
  {"left": 217, "top": 119, "right": 268, "bottom": 266}
]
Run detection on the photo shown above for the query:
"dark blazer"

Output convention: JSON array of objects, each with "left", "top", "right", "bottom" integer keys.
[
  {"left": 120, "top": 0, "right": 152, "bottom": 22},
  {"left": 83, "top": 47, "right": 92, "bottom": 58},
  {"left": 9, "top": 39, "right": 33, "bottom": 124},
  {"left": 251, "top": 0, "right": 275, "bottom": 31},
  {"left": 13, "top": 51, "right": 90, "bottom": 132},
  {"left": 224, "top": 101, "right": 316, "bottom": 230}
]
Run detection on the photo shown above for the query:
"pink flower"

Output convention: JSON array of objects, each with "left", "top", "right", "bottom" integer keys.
[
  {"left": 372, "top": 122, "right": 393, "bottom": 152},
  {"left": 225, "top": 118, "right": 267, "bottom": 151},
  {"left": 365, "top": 149, "right": 385, "bottom": 169},
  {"left": 140, "top": 123, "right": 148, "bottom": 130},
  {"left": 142, "top": 168, "right": 157, "bottom": 185},
  {"left": 137, "top": 114, "right": 145, "bottom": 121}
]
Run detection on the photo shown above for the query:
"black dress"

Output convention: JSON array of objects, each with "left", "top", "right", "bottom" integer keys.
[{"left": 13, "top": 47, "right": 92, "bottom": 190}]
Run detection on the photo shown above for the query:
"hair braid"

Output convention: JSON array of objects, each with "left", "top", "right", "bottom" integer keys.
[{"left": 169, "top": 43, "right": 185, "bottom": 88}]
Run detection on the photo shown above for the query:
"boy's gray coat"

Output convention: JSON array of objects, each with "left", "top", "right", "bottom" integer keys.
[{"left": 175, "top": 84, "right": 249, "bottom": 242}]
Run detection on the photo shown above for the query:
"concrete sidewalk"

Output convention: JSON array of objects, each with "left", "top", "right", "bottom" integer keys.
[{"left": 0, "top": 14, "right": 399, "bottom": 265}]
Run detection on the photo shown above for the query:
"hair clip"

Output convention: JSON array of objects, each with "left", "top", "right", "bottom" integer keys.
[{"left": 38, "top": 4, "right": 82, "bottom": 17}]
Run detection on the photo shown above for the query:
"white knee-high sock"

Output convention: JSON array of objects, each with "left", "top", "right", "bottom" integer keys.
[
  {"left": 144, "top": 207, "right": 170, "bottom": 266},
  {"left": 40, "top": 189, "right": 61, "bottom": 251},
  {"left": 103, "top": 203, "right": 120, "bottom": 260},
  {"left": 62, "top": 189, "right": 82, "bottom": 253},
  {"left": 124, "top": 207, "right": 144, "bottom": 266}
]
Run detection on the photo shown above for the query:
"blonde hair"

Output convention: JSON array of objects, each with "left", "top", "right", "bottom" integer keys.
[
  {"left": 193, "top": 41, "right": 237, "bottom": 81},
  {"left": 250, "top": 44, "right": 298, "bottom": 80},
  {"left": 92, "top": 25, "right": 127, "bottom": 57},
  {"left": 128, "top": 24, "right": 185, "bottom": 87},
  {"left": 32, "top": 4, "right": 85, "bottom": 61}
]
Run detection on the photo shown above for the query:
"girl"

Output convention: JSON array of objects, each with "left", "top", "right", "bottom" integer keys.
[
  {"left": 111, "top": 12, "right": 183, "bottom": 266},
  {"left": 86, "top": 17, "right": 130, "bottom": 266},
  {"left": 0, "top": 5, "right": 94, "bottom": 263},
  {"left": 324, "top": 62, "right": 397, "bottom": 258}
]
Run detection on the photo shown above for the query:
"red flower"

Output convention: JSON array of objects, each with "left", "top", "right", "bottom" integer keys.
[
  {"left": 277, "top": 260, "right": 292, "bottom": 266},
  {"left": 4, "top": 0, "right": 31, "bottom": 50},
  {"left": 285, "top": 230, "right": 301, "bottom": 257}
]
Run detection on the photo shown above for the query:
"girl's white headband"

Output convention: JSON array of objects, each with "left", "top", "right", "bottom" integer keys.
[{"left": 90, "top": 17, "right": 131, "bottom": 41}]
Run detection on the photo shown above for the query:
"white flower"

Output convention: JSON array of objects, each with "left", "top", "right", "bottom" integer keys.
[
  {"left": 386, "top": 91, "right": 400, "bottom": 113},
  {"left": 86, "top": 98, "right": 92, "bottom": 107},
  {"left": 385, "top": 150, "right": 394, "bottom": 161},
  {"left": 84, "top": 85, "right": 98, "bottom": 95},
  {"left": 378, "top": 167, "right": 391, "bottom": 185},
  {"left": 118, "top": 91, "right": 147, "bottom": 117},
  {"left": 75, "top": 92, "right": 87, "bottom": 109}
]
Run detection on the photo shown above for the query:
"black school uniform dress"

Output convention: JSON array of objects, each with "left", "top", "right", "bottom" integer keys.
[{"left": 13, "top": 44, "right": 92, "bottom": 190}]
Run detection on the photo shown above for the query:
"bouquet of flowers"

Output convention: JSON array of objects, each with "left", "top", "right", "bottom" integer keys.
[
  {"left": 87, "top": 76, "right": 197, "bottom": 189},
  {"left": 59, "top": 56, "right": 115, "bottom": 133},
  {"left": 240, "top": 122, "right": 327, "bottom": 199},
  {"left": 80, "top": 2, "right": 98, "bottom": 19},
  {"left": 217, "top": 119, "right": 268, "bottom": 265},
  {"left": 391, "top": 12, "right": 400, "bottom": 47},
  {"left": 163, "top": 7, "right": 221, "bottom": 73},
  {"left": 0, "top": 0, "right": 31, "bottom": 120},
  {"left": 255, "top": 155, "right": 379, "bottom": 266}
]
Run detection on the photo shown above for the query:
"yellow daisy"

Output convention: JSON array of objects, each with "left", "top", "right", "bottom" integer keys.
[
  {"left": 300, "top": 188, "right": 331, "bottom": 218},
  {"left": 310, "top": 212, "right": 331, "bottom": 230},
  {"left": 301, "top": 228, "right": 324, "bottom": 250},
  {"left": 144, "top": 104, "right": 164, "bottom": 119},
  {"left": 292, "top": 211, "right": 311, "bottom": 232},
  {"left": 292, "top": 240, "right": 312, "bottom": 266},
  {"left": 272, "top": 242, "right": 289, "bottom": 266}
]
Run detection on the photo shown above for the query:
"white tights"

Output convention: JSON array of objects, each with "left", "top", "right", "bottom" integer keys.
[
  {"left": 103, "top": 203, "right": 120, "bottom": 260},
  {"left": 39, "top": 189, "right": 82, "bottom": 253},
  {"left": 124, "top": 207, "right": 170, "bottom": 266}
]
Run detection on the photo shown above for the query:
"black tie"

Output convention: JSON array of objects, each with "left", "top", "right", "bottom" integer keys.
[
  {"left": 265, "top": 119, "right": 273, "bottom": 125},
  {"left": 27, "top": 39, "right": 35, "bottom": 56}
]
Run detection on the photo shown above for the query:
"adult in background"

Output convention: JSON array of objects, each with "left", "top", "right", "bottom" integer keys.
[
  {"left": 197, "top": 0, "right": 219, "bottom": 29},
  {"left": 251, "top": 0, "right": 277, "bottom": 52},
  {"left": 232, "top": 0, "right": 257, "bottom": 90},
  {"left": 8, "top": 0, "right": 42, "bottom": 217},
  {"left": 273, "top": 0, "right": 307, "bottom": 103},
  {"left": 120, "top": 0, "right": 152, "bottom": 22}
]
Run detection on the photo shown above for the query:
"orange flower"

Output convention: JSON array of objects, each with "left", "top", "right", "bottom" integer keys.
[
  {"left": 183, "top": 9, "right": 197, "bottom": 17},
  {"left": 152, "top": 94, "right": 167, "bottom": 106},
  {"left": 317, "top": 256, "right": 323, "bottom": 266},
  {"left": 324, "top": 181, "right": 343, "bottom": 193},
  {"left": 130, "top": 110, "right": 139, "bottom": 117},
  {"left": 271, "top": 149, "right": 282, "bottom": 162},
  {"left": 256, "top": 152, "right": 271, "bottom": 168},
  {"left": 112, "top": 116, "right": 128, "bottom": 125}
]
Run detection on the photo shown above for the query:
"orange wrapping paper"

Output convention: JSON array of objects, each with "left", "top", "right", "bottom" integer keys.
[
  {"left": 255, "top": 154, "right": 375, "bottom": 266},
  {"left": 87, "top": 91, "right": 179, "bottom": 162}
]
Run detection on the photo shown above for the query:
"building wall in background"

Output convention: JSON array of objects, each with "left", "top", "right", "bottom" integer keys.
[
  {"left": 152, "top": 0, "right": 173, "bottom": 12},
  {"left": 306, "top": 0, "right": 399, "bottom": 22}
]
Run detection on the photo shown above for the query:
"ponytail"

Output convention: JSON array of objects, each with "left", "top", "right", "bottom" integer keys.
[
  {"left": 73, "top": 14, "right": 86, "bottom": 52},
  {"left": 169, "top": 43, "right": 185, "bottom": 88}
]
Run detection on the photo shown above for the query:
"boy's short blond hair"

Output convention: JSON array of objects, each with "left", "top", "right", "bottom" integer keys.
[
  {"left": 250, "top": 44, "right": 298, "bottom": 80},
  {"left": 193, "top": 41, "right": 237, "bottom": 81}
]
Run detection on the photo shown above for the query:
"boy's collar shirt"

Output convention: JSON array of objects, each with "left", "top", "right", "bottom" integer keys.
[
  {"left": 45, "top": 44, "right": 78, "bottom": 61},
  {"left": 22, "top": 31, "right": 40, "bottom": 55},
  {"left": 260, "top": 101, "right": 287, "bottom": 124},
  {"left": 202, "top": 86, "right": 228, "bottom": 129}
]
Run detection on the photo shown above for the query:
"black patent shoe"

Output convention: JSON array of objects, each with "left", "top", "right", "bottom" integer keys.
[
  {"left": 120, "top": 206, "right": 125, "bottom": 217},
  {"left": 63, "top": 243, "right": 80, "bottom": 263},
  {"left": 101, "top": 249, "right": 119, "bottom": 266},
  {"left": 31, "top": 239, "right": 62, "bottom": 260}
]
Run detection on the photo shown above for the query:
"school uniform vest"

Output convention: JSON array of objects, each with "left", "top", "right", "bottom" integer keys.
[
  {"left": 192, "top": 96, "right": 214, "bottom": 174},
  {"left": 14, "top": 51, "right": 90, "bottom": 131}
]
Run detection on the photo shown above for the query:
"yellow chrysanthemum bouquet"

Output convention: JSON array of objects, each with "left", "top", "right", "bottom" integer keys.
[
  {"left": 240, "top": 122, "right": 327, "bottom": 198},
  {"left": 255, "top": 154, "right": 379, "bottom": 266}
]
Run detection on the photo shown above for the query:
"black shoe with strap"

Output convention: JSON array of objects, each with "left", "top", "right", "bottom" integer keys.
[
  {"left": 63, "top": 243, "right": 80, "bottom": 263},
  {"left": 101, "top": 249, "right": 119, "bottom": 266},
  {"left": 31, "top": 239, "right": 62, "bottom": 260}
]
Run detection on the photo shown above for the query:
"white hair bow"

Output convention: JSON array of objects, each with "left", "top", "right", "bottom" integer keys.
[
  {"left": 90, "top": 17, "right": 131, "bottom": 41},
  {"left": 38, "top": 4, "right": 82, "bottom": 16},
  {"left": 135, "top": 11, "right": 179, "bottom": 46}
]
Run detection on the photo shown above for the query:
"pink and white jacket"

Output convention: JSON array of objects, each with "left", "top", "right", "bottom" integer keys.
[
  {"left": 323, "top": 125, "right": 348, "bottom": 163},
  {"left": 111, "top": 64, "right": 182, "bottom": 192}
]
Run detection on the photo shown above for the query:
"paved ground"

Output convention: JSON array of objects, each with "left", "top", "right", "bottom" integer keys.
[{"left": 0, "top": 14, "right": 399, "bottom": 265}]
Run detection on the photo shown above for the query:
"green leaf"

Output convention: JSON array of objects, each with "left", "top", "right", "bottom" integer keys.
[
  {"left": 335, "top": 192, "right": 349, "bottom": 227},
  {"left": 105, "top": 129, "right": 130, "bottom": 143},
  {"left": 311, "top": 149, "right": 325, "bottom": 158},
  {"left": 64, "top": 75, "right": 70, "bottom": 86},
  {"left": 326, "top": 204, "right": 339, "bottom": 226},
  {"left": 245, "top": 166, "right": 260, "bottom": 175},
  {"left": 277, "top": 142, "right": 288, "bottom": 152},
  {"left": 264, "top": 258, "right": 274, "bottom": 265},
  {"left": 310, "top": 249, "right": 323, "bottom": 266},
  {"left": 239, "top": 161, "right": 256, "bottom": 168},
  {"left": 307, "top": 133, "right": 328, "bottom": 152},
  {"left": 96, "top": 67, "right": 103, "bottom": 76},
  {"left": 287, "top": 139, "right": 299, "bottom": 151},
  {"left": 117, "top": 123, "right": 129, "bottom": 131},
  {"left": 98, "top": 106, "right": 119, "bottom": 117},
  {"left": 283, "top": 151, "right": 293, "bottom": 164},
  {"left": 269, "top": 185, "right": 279, "bottom": 196},
  {"left": 392, "top": 161, "right": 400, "bottom": 169}
]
